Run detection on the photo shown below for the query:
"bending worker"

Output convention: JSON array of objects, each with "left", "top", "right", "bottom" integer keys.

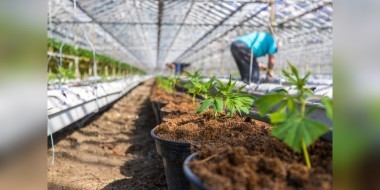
[
  {"left": 231, "top": 32, "right": 279, "bottom": 83},
  {"left": 166, "top": 62, "right": 191, "bottom": 75}
]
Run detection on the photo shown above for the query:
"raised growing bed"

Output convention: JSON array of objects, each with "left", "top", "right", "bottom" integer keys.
[{"left": 47, "top": 75, "right": 152, "bottom": 136}]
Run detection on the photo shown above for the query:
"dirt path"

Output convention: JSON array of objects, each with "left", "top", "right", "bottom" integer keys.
[{"left": 48, "top": 79, "right": 167, "bottom": 190}]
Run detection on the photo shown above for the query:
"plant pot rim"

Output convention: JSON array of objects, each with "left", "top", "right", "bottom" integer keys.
[
  {"left": 151, "top": 99, "right": 170, "bottom": 104},
  {"left": 183, "top": 153, "right": 211, "bottom": 190},
  {"left": 151, "top": 126, "right": 191, "bottom": 146},
  {"left": 160, "top": 107, "right": 174, "bottom": 113}
]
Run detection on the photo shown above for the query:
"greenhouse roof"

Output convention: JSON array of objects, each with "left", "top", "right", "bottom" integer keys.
[{"left": 49, "top": 0, "right": 332, "bottom": 72}]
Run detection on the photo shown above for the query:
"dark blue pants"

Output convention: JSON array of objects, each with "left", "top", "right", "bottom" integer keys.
[{"left": 231, "top": 41, "right": 260, "bottom": 83}]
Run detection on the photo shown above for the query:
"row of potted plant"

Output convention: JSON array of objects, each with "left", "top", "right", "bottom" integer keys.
[{"left": 149, "top": 63, "right": 332, "bottom": 190}]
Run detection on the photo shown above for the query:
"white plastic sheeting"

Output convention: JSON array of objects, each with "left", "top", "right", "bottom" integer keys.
[{"left": 47, "top": 75, "right": 153, "bottom": 136}]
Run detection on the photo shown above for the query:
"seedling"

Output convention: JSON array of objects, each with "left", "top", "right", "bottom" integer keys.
[
  {"left": 156, "top": 76, "right": 180, "bottom": 92},
  {"left": 196, "top": 76, "right": 255, "bottom": 118},
  {"left": 184, "top": 71, "right": 215, "bottom": 104},
  {"left": 184, "top": 70, "right": 204, "bottom": 83},
  {"left": 168, "top": 76, "right": 180, "bottom": 91},
  {"left": 256, "top": 63, "right": 330, "bottom": 169},
  {"left": 156, "top": 76, "right": 173, "bottom": 92}
]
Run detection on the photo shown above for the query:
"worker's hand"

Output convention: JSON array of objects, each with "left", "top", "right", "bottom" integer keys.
[
  {"left": 266, "top": 70, "right": 275, "bottom": 78},
  {"left": 259, "top": 63, "right": 267, "bottom": 71}
]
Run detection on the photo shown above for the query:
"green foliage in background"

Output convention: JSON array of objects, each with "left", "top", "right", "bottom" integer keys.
[
  {"left": 256, "top": 62, "right": 330, "bottom": 169},
  {"left": 48, "top": 38, "right": 145, "bottom": 75},
  {"left": 156, "top": 76, "right": 179, "bottom": 92},
  {"left": 48, "top": 66, "right": 76, "bottom": 82}
]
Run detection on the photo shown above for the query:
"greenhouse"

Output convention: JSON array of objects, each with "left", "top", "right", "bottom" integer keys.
[{"left": 47, "top": 0, "right": 333, "bottom": 189}]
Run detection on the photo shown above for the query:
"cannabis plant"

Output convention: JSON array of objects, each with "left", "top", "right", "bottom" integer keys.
[
  {"left": 156, "top": 76, "right": 173, "bottom": 92},
  {"left": 196, "top": 76, "right": 255, "bottom": 118},
  {"left": 156, "top": 76, "right": 180, "bottom": 92},
  {"left": 184, "top": 70, "right": 218, "bottom": 104},
  {"left": 256, "top": 63, "right": 330, "bottom": 169},
  {"left": 168, "top": 76, "right": 180, "bottom": 91}
]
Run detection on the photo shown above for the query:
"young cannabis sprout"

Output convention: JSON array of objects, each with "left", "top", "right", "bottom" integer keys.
[
  {"left": 196, "top": 76, "right": 255, "bottom": 119},
  {"left": 256, "top": 62, "right": 331, "bottom": 169},
  {"left": 156, "top": 76, "right": 181, "bottom": 94},
  {"left": 184, "top": 70, "right": 208, "bottom": 104}
]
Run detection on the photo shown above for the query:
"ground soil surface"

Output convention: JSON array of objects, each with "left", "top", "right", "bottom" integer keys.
[
  {"left": 155, "top": 95, "right": 332, "bottom": 190},
  {"left": 47, "top": 79, "right": 167, "bottom": 190}
]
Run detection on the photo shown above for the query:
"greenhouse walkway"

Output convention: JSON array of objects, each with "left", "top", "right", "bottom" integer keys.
[{"left": 48, "top": 79, "right": 167, "bottom": 190}]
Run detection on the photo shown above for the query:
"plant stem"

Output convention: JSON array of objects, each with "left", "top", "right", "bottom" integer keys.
[
  {"left": 302, "top": 139, "right": 311, "bottom": 169},
  {"left": 301, "top": 100, "right": 306, "bottom": 117},
  {"left": 300, "top": 99, "right": 311, "bottom": 168}
]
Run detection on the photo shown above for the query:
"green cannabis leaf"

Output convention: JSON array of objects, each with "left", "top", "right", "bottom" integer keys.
[
  {"left": 322, "top": 96, "right": 333, "bottom": 120},
  {"left": 196, "top": 76, "right": 255, "bottom": 118},
  {"left": 256, "top": 62, "right": 330, "bottom": 169},
  {"left": 184, "top": 71, "right": 215, "bottom": 104},
  {"left": 157, "top": 76, "right": 177, "bottom": 92},
  {"left": 271, "top": 111, "right": 329, "bottom": 153}
]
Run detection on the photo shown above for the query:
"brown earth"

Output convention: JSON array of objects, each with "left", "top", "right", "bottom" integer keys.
[
  {"left": 150, "top": 85, "right": 192, "bottom": 104},
  {"left": 161, "top": 102, "right": 199, "bottom": 114},
  {"left": 190, "top": 142, "right": 332, "bottom": 190},
  {"left": 155, "top": 96, "right": 332, "bottom": 189},
  {"left": 47, "top": 79, "right": 167, "bottom": 190}
]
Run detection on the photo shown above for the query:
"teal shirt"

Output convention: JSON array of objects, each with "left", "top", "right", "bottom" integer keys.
[{"left": 235, "top": 32, "right": 277, "bottom": 58}]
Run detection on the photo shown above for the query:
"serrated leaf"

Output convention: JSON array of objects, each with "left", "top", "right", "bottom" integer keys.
[
  {"left": 288, "top": 63, "right": 300, "bottom": 81},
  {"left": 184, "top": 70, "right": 192, "bottom": 77},
  {"left": 214, "top": 98, "right": 223, "bottom": 112},
  {"left": 303, "top": 71, "right": 311, "bottom": 81},
  {"left": 196, "top": 98, "right": 213, "bottom": 114},
  {"left": 228, "top": 80, "right": 237, "bottom": 92},
  {"left": 256, "top": 94, "right": 287, "bottom": 115},
  {"left": 271, "top": 112, "right": 330, "bottom": 153},
  {"left": 269, "top": 111, "right": 287, "bottom": 123},
  {"left": 287, "top": 97, "right": 296, "bottom": 111},
  {"left": 240, "top": 106, "right": 250, "bottom": 114},
  {"left": 232, "top": 99, "right": 243, "bottom": 108},
  {"left": 237, "top": 85, "right": 247, "bottom": 92},
  {"left": 322, "top": 97, "right": 333, "bottom": 120},
  {"left": 274, "top": 88, "right": 288, "bottom": 94},
  {"left": 238, "top": 96, "right": 255, "bottom": 106},
  {"left": 215, "top": 78, "right": 224, "bottom": 88},
  {"left": 282, "top": 69, "right": 296, "bottom": 84},
  {"left": 305, "top": 105, "right": 318, "bottom": 116}
]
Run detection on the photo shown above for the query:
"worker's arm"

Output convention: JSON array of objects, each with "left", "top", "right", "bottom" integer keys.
[{"left": 267, "top": 54, "right": 275, "bottom": 77}]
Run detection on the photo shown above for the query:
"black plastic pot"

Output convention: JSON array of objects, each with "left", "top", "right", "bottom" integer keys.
[
  {"left": 151, "top": 101, "right": 160, "bottom": 124},
  {"left": 183, "top": 153, "right": 211, "bottom": 190},
  {"left": 151, "top": 101, "right": 167, "bottom": 124},
  {"left": 151, "top": 126, "right": 192, "bottom": 190},
  {"left": 160, "top": 107, "right": 177, "bottom": 121}
]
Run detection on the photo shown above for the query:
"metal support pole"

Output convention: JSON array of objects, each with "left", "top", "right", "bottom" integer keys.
[
  {"left": 91, "top": 27, "right": 97, "bottom": 77},
  {"left": 249, "top": 48, "right": 254, "bottom": 85}
]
